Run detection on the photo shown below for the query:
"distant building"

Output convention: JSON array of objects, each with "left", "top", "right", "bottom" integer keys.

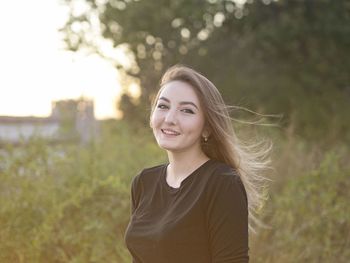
[{"left": 0, "top": 98, "right": 98, "bottom": 145}]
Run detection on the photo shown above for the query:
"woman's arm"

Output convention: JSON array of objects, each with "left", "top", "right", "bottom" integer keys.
[
  {"left": 130, "top": 172, "right": 142, "bottom": 214},
  {"left": 206, "top": 173, "right": 249, "bottom": 263}
]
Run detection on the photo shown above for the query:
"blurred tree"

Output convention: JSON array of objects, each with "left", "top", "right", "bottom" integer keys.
[
  {"left": 201, "top": 0, "right": 350, "bottom": 143},
  {"left": 63, "top": 0, "right": 235, "bottom": 118},
  {"left": 63, "top": 0, "right": 350, "bottom": 143}
]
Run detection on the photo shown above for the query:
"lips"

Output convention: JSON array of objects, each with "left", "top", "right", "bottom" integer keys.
[{"left": 161, "top": 128, "right": 180, "bottom": 136}]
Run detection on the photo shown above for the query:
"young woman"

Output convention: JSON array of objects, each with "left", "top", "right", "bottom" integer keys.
[{"left": 124, "top": 65, "right": 270, "bottom": 263}]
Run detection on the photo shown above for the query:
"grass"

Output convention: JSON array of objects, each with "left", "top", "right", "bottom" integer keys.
[{"left": 0, "top": 120, "right": 348, "bottom": 262}]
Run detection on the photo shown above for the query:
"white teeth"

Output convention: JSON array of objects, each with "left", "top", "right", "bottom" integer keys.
[{"left": 162, "top": 129, "right": 179, "bottom": 135}]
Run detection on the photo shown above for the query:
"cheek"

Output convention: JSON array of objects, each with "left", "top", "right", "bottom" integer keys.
[
  {"left": 150, "top": 112, "right": 160, "bottom": 128},
  {"left": 185, "top": 118, "right": 205, "bottom": 134}
]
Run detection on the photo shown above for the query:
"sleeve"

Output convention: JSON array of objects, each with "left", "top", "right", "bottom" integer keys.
[
  {"left": 130, "top": 172, "right": 142, "bottom": 214},
  {"left": 206, "top": 172, "right": 249, "bottom": 263}
]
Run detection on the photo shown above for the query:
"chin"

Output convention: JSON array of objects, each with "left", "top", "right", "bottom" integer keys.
[{"left": 158, "top": 143, "right": 177, "bottom": 151}]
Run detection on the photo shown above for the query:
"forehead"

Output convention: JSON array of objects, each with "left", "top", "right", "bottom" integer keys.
[{"left": 159, "top": 80, "right": 200, "bottom": 104}]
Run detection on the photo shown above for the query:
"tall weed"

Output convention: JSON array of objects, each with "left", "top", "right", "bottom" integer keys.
[
  {"left": 251, "top": 149, "right": 350, "bottom": 263},
  {"left": 0, "top": 120, "right": 348, "bottom": 262}
]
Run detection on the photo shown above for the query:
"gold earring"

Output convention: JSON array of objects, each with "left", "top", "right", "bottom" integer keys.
[{"left": 204, "top": 136, "right": 208, "bottom": 142}]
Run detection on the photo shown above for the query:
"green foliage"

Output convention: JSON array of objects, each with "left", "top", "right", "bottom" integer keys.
[
  {"left": 1, "top": 120, "right": 349, "bottom": 262},
  {"left": 0, "top": 121, "right": 164, "bottom": 262},
  {"left": 63, "top": 0, "right": 350, "bottom": 143},
  {"left": 251, "top": 149, "right": 350, "bottom": 263}
]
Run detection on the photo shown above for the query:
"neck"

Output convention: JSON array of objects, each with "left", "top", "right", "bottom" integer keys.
[{"left": 166, "top": 148, "right": 209, "bottom": 181}]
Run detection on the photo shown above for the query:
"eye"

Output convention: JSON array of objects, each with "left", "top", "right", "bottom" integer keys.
[
  {"left": 181, "top": 108, "right": 195, "bottom": 114},
  {"left": 157, "top": 104, "right": 168, "bottom": 109}
]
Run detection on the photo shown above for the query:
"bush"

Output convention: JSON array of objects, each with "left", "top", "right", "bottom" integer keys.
[
  {"left": 251, "top": 150, "right": 350, "bottom": 263},
  {"left": 1, "top": 120, "right": 348, "bottom": 262},
  {"left": 0, "top": 121, "right": 164, "bottom": 263}
]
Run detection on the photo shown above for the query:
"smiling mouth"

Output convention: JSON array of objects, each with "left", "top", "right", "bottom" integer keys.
[{"left": 161, "top": 129, "right": 180, "bottom": 136}]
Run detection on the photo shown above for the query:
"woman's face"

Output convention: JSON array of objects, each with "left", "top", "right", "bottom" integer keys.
[{"left": 150, "top": 80, "right": 206, "bottom": 154}]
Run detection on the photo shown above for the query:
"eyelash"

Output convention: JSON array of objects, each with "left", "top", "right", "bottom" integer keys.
[
  {"left": 156, "top": 104, "right": 195, "bottom": 114},
  {"left": 182, "top": 109, "right": 194, "bottom": 114}
]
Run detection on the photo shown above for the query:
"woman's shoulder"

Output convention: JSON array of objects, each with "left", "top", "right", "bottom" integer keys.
[
  {"left": 141, "top": 163, "right": 166, "bottom": 176},
  {"left": 208, "top": 160, "right": 240, "bottom": 180},
  {"left": 132, "top": 163, "right": 167, "bottom": 184},
  {"left": 206, "top": 160, "right": 246, "bottom": 194}
]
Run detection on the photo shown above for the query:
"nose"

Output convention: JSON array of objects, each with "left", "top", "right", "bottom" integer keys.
[{"left": 164, "top": 109, "right": 178, "bottom": 125}]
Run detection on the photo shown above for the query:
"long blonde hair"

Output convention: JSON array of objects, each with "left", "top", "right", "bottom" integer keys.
[{"left": 150, "top": 65, "right": 272, "bottom": 233}]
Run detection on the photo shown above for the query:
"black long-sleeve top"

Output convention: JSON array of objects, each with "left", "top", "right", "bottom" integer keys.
[{"left": 124, "top": 159, "right": 249, "bottom": 263}]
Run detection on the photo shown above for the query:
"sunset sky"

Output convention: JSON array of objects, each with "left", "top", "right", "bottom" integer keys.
[{"left": 0, "top": 0, "right": 124, "bottom": 119}]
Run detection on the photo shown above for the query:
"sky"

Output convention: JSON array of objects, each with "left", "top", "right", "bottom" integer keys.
[{"left": 0, "top": 0, "right": 123, "bottom": 119}]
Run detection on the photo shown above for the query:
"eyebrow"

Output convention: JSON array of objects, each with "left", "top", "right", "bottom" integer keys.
[{"left": 159, "top": 96, "right": 199, "bottom": 110}]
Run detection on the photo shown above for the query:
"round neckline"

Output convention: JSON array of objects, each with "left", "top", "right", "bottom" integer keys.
[{"left": 161, "top": 159, "right": 213, "bottom": 193}]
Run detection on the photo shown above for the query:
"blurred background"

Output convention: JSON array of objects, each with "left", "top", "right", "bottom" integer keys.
[{"left": 0, "top": 0, "right": 349, "bottom": 262}]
